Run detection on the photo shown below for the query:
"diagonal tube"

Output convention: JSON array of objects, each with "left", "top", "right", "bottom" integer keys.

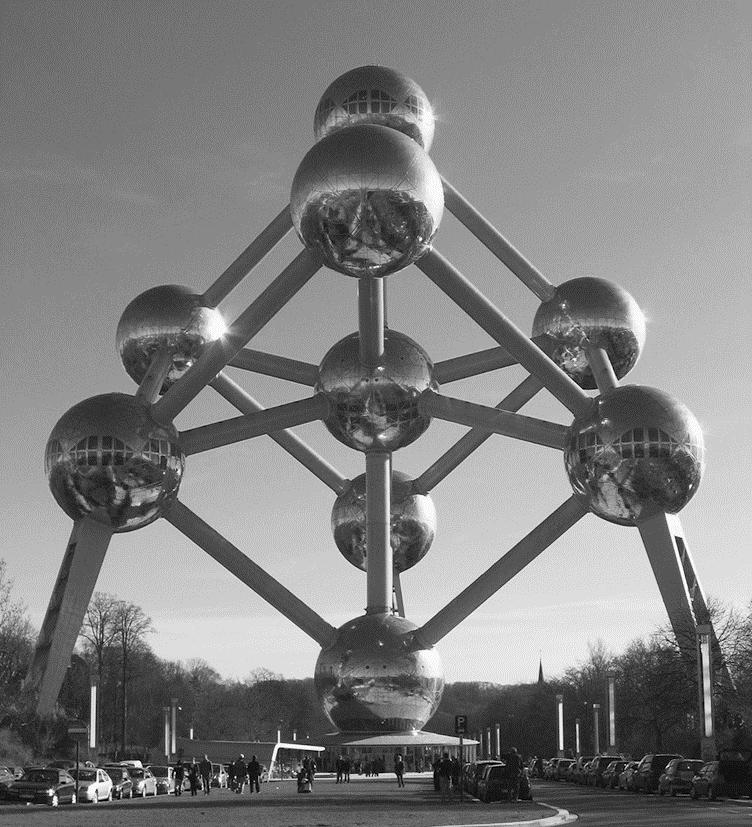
[
  {"left": 165, "top": 499, "right": 336, "bottom": 647},
  {"left": 585, "top": 345, "right": 619, "bottom": 393},
  {"left": 201, "top": 205, "right": 293, "bottom": 307},
  {"left": 180, "top": 393, "right": 330, "bottom": 456},
  {"left": 419, "top": 390, "right": 568, "bottom": 450},
  {"left": 152, "top": 248, "right": 322, "bottom": 425},
  {"left": 415, "top": 496, "right": 588, "bottom": 646},
  {"left": 211, "top": 372, "right": 347, "bottom": 494},
  {"left": 228, "top": 348, "right": 319, "bottom": 386},
  {"left": 416, "top": 248, "right": 591, "bottom": 417},
  {"left": 434, "top": 346, "right": 518, "bottom": 383},
  {"left": 135, "top": 345, "right": 175, "bottom": 404},
  {"left": 441, "top": 177, "right": 556, "bottom": 302},
  {"left": 415, "top": 375, "right": 544, "bottom": 492}
]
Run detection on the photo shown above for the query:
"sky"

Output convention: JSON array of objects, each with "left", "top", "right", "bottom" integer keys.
[{"left": 1, "top": 1, "right": 750, "bottom": 693}]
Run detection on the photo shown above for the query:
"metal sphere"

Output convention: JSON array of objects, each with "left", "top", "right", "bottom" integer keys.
[
  {"left": 45, "top": 393, "right": 184, "bottom": 532},
  {"left": 317, "top": 329, "right": 436, "bottom": 452},
  {"left": 116, "top": 285, "right": 226, "bottom": 393},
  {"left": 314, "top": 613, "right": 444, "bottom": 733},
  {"left": 290, "top": 125, "right": 444, "bottom": 278},
  {"left": 532, "top": 277, "right": 646, "bottom": 389},
  {"left": 313, "top": 65, "right": 436, "bottom": 151},
  {"left": 565, "top": 385, "right": 704, "bottom": 525},
  {"left": 331, "top": 471, "right": 436, "bottom": 572}
]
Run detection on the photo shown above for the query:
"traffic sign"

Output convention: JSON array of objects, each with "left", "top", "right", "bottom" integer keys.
[
  {"left": 454, "top": 714, "right": 467, "bottom": 735},
  {"left": 67, "top": 726, "right": 87, "bottom": 736}
]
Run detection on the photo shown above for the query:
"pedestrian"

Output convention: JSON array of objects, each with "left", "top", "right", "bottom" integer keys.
[
  {"left": 438, "top": 752, "right": 453, "bottom": 803},
  {"left": 174, "top": 759, "right": 184, "bottom": 796},
  {"left": 335, "top": 754, "right": 343, "bottom": 784},
  {"left": 188, "top": 759, "right": 200, "bottom": 796},
  {"left": 199, "top": 754, "right": 212, "bottom": 794},
  {"left": 343, "top": 754, "right": 350, "bottom": 783},
  {"left": 394, "top": 752, "right": 405, "bottom": 788},
  {"left": 234, "top": 754, "right": 247, "bottom": 794},
  {"left": 451, "top": 755, "right": 461, "bottom": 795},
  {"left": 247, "top": 754, "right": 261, "bottom": 794},
  {"left": 227, "top": 759, "right": 236, "bottom": 791},
  {"left": 506, "top": 747, "right": 523, "bottom": 802}
]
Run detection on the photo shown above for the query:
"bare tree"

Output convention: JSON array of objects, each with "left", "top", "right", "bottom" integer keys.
[
  {"left": 0, "top": 560, "right": 34, "bottom": 708},
  {"left": 114, "top": 601, "right": 153, "bottom": 754}
]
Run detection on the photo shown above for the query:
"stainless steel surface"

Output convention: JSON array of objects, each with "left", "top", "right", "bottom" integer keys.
[
  {"left": 365, "top": 451, "right": 392, "bottom": 614},
  {"left": 314, "top": 612, "right": 444, "bottom": 733},
  {"left": 532, "top": 277, "right": 646, "bottom": 389},
  {"left": 331, "top": 470, "right": 436, "bottom": 573},
  {"left": 291, "top": 125, "right": 443, "bottom": 278},
  {"left": 313, "top": 65, "right": 435, "bottom": 150},
  {"left": 316, "top": 329, "right": 437, "bottom": 452},
  {"left": 45, "top": 393, "right": 184, "bottom": 532},
  {"left": 117, "top": 285, "right": 226, "bottom": 393},
  {"left": 565, "top": 384, "right": 704, "bottom": 525}
]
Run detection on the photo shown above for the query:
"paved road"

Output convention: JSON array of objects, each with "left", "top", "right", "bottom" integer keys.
[{"left": 2, "top": 773, "right": 752, "bottom": 827}]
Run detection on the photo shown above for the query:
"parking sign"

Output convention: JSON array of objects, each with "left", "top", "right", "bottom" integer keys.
[{"left": 455, "top": 714, "right": 467, "bottom": 735}]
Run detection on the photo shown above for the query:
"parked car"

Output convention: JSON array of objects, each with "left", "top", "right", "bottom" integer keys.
[
  {"left": 76, "top": 767, "right": 113, "bottom": 803},
  {"left": 586, "top": 754, "right": 622, "bottom": 787},
  {"left": 103, "top": 764, "right": 134, "bottom": 799},
  {"left": 128, "top": 766, "right": 158, "bottom": 796},
  {"left": 601, "top": 760, "right": 627, "bottom": 789},
  {"left": 633, "top": 753, "right": 683, "bottom": 794},
  {"left": 554, "top": 758, "right": 575, "bottom": 781},
  {"left": 658, "top": 758, "right": 704, "bottom": 797},
  {"left": 3, "top": 767, "right": 77, "bottom": 806},
  {"left": 467, "top": 760, "right": 503, "bottom": 796},
  {"left": 148, "top": 765, "right": 175, "bottom": 794},
  {"left": 571, "top": 756, "right": 594, "bottom": 785},
  {"left": 690, "top": 750, "right": 752, "bottom": 800},
  {"left": 476, "top": 762, "right": 533, "bottom": 802}
]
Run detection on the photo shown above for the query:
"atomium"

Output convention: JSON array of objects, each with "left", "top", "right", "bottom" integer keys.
[
  {"left": 45, "top": 393, "right": 184, "bottom": 532},
  {"left": 331, "top": 471, "right": 436, "bottom": 572},
  {"left": 30, "top": 64, "right": 715, "bottom": 735}
]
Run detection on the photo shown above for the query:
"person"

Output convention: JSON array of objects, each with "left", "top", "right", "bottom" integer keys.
[
  {"left": 394, "top": 752, "right": 405, "bottom": 788},
  {"left": 506, "top": 747, "right": 523, "bottom": 802},
  {"left": 199, "top": 754, "right": 212, "bottom": 794},
  {"left": 188, "top": 759, "right": 200, "bottom": 796},
  {"left": 227, "top": 759, "right": 236, "bottom": 791},
  {"left": 342, "top": 754, "right": 350, "bottom": 783},
  {"left": 174, "top": 759, "right": 184, "bottom": 796},
  {"left": 234, "top": 754, "right": 247, "bottom": 794},
  {"left": 336, "top": 755, "right": 344, "bottom": 784},
  {"left": 247, "top": 754, "right": 261, "bottom": 794},
  {"left": 437, "top": 752, "right": 453, "bottom": 803}
]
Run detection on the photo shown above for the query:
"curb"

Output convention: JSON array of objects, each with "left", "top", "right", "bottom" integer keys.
[{"left": 431, "top": 802, "right": 578, "bottom": 827}]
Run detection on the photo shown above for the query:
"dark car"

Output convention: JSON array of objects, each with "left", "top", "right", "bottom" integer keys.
[
  {"left": 3, "top": 767, "right": 77, "bottom": 806},
  {"left": 602, "top": 759, "right": 627, "bottom": 789},
  {"left": 467, "top": 760, "right": 503, "bottom": 797},
  {"left": 587, "top": 754, "right": 623, "bottom": 787},
  {"left": 690, "top": 751, "right": 752, "bottom": 800},
  {"left": 658, "top": 758, "right": 704, "bottom": 796},
  {"left": 633, "top": 753, "right": 683, "bottom": 793},
  {"left": 475, "top": 762, "right": 533, "bottom": 802},
  {"left": 103, "top": 764, "right": 134, "bottom": 799}
]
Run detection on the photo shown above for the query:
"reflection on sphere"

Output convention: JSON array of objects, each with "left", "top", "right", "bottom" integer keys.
[
  {"left": 290, "top": 125, "right": 443, "bottom": 278},
  {"left": 565, "top": 385, "right": 704, "bottom": 525},
  {"left": 117, "top": 285, "right": 226, "bottom": 393},
  {"left": 532, "top": 277, "right": 646, "bottom": 389},
  {"left": 331, "top": 471, "right": 436, "bottom": 572},
  {"left": 317, "top": 330, "right": 436, "bottom": 452},
  {"left": 315, "top": 613, "right": 444, "bottom": 733},
  {"left": 45, "top": 393, "right": 184, "bottom": 532},
  {"left": 314, "top": 65, "right": 435, "bottom": 151}
]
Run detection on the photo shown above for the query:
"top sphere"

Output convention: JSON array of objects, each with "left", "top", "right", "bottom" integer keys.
[
  {"left": 532, "top": 277, "right": 646, "bottom": 389},
  {"left": 314, "top": 66, "right": 435, "bottom": 151},
  {"left": 117, "top": 285, "right": 226, "bottom": 394}
]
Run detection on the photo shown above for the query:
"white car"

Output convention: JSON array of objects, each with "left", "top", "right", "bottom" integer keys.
[
  {"left": 128, "top": 766, "right": 158, "bottom": 797},
  {"left": 76, "top": 767, "right": 113, "bottom": 802}
]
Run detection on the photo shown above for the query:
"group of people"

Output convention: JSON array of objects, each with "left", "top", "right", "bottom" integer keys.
[
  {"left": 228, "top": 754, "right": 262, "bottom": 794},
  {"left": 433, "top": 747, "right": 524, "bottom": 804},
  {"left": 296, "top": 755, "right": 317, "bottom": 793},
  {"left": 172, "top": 755, "right": 212, "bottom": 796},
  {"left": 334, "top": 754, "right": 351, "bottom": 783}
]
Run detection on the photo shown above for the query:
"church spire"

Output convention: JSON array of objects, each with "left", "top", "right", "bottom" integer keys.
[{"left": 537, "top": 654, "right": 544, "bottom": 684}]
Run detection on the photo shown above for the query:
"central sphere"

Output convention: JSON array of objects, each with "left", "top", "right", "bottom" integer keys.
[
  {"left": 117, "top": 285, "right": 226, "bottom": 394},
  {"left": 331, "top": 471, "right": 436, "bottom": 572},
  {"left": 313, "top": 65, "right": 436, "bottom": 151},
  {"left": 316, "top": 329, "right": 436, "bottom": 452},
  {"left": 532, "top": 277, "right": 646, "bottom": 389},
  {"left": 45, "top": 393, "right": 184, "bottom": 532},
  {"left": 565, "top": 385, "right": 704, "bottom": 525},
  {"left": 290, "top": 124, "right": 444, "bottom": 278},
  {"left": 315, "top": 613, "right": 444, "bottom": 733}
]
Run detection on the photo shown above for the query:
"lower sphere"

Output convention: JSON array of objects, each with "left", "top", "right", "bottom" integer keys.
[
  {"left": 45, "top": 393, "right": 184, "bottom": 532},
  {"left": 565, "top": 385, "right": 704, "bottom": 525},
  {"left": 315, "top": 613, "right": 444, "bottom": 733}
]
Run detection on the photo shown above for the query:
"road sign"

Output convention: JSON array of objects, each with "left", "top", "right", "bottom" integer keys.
[
  {"left": 67, "top": 726, "right": 87, "bottom": 736},
  {"left": 455, "top": 714, "right": 467, "bottom": 735}
]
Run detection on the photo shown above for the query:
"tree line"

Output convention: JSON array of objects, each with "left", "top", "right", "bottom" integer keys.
[{"left": 1, "top": 557, "right": 751, "bottom": 764}]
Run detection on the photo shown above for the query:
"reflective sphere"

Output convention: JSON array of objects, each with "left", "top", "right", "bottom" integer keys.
[
  {"left": 565, "top": 385, "right": 704, "bottom": 525},
  {"left": 117, "top": 285, "right": 226, "bottom": 393},
  {"left": 45, "top": 393, "right": 184, "bottom": 532},
  {"left": 315, "top": 613, "right": 444, "bottom": 733},
  {"left": 314, "top": 65, "right": 436, "bottom": 151},
  {"left": 317, "top": 329, "right": 436, "bottom": 451},
  {"left": 290, "top": 125, "right": 444, "bottom": 278},
  {"left": 532, "top": 278, "right": 646, "bottom": 389},
  {"left": 331, "top": 471, "right": 436, "bottom": 572}
]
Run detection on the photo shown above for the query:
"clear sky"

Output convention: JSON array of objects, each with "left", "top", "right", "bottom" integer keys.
[{"left": 2, "top": 0, "right": 750, "bottom": 688}]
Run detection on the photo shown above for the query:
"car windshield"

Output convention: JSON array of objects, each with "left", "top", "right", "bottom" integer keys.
[
  {"left": 150, "top": 767, "right": 168, "bottom": 777},
  {"left": 25, "top": 770, "right": 58, "bottom": 784},
  {"left": 77, "top": 770, "right": 97, "bottom": 781},
  {"left": 105, "top": 768, "right": 126, "bottom": 779},
  {"left": 129, "top": 769, "right": 145, "bottom": 779},
  {"left": 678, "top": 761, "right": 702, "bottom": 772}
]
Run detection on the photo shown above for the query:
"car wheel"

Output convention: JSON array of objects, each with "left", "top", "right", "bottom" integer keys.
[
  {"left": 107, "top": 790, "right": 112, "bottom": 801},
  {"left": 142, "top": 788, "right": 147, "bottom": 797},
  {"left": 50, "top": 794, "right": 59, "bottom": 807},
  {"left": 709, "top": 786, "right": 717, "bottom": 801},
  {"left": 659, "top": 786, "right": 664, "bottom": 796},
  {"left": 690, "top": 786, "right": 698, "bottom": 799}
]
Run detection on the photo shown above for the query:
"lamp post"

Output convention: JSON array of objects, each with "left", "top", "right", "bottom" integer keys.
[
  {"left": 170, "top": 698, "right": 179, "bottom": 758},
  {"left": 556, "top": 694, "right": 564, "bottom": 757},
  {"left": 163, "top": 706, "right": 170, "bottom": 761},
  {"left": 575, "top": 717, "right": 581, "bottom": 756},
  {"left": 592, "top": 703, "right": 601, "bottom": 755},
  {"left": 697, "top": 624, "right": 715, "bottom": 760},
  {"left": 607, "top": 673, "right": 617, "bottom": 752}
]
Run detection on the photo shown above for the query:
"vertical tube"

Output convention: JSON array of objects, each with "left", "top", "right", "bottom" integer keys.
[
  {"left": 163, "top": 707, "right": 170, "bottom": 761},
  {"left": 486, "top": 727, "right": 491, "bottom": 759},
  {"left": 495, "top": 723, "right": 501, "bottom": 759},
  {"left": 556, "top": 695, "right": 564, "bottom": 757},
  {"left": 171, "top": 698, "right": 178, "bottom": 756},
  {"left": 89, "top": 680, "right": 97, "bottom": 751},
  {"left": 365, "top": 451, "right": 392, "bottom": 614},
  {"left": 608, "top": 675, "right": 616, "bottom": 751},
  {"left": 189, "top": 725, "right": 194, "bottom": 741},
  {"left": 358, "top": 278, "right": 385, "bottom": 366},
  {"left": 698, "top": 624, "right": 714, "bottom": 751},
  {"left": 592, "top": 704, "right": 601, "bottom": 754},
  {"left": 575, "top": 718, "right": 581, "bottom": 756}
]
